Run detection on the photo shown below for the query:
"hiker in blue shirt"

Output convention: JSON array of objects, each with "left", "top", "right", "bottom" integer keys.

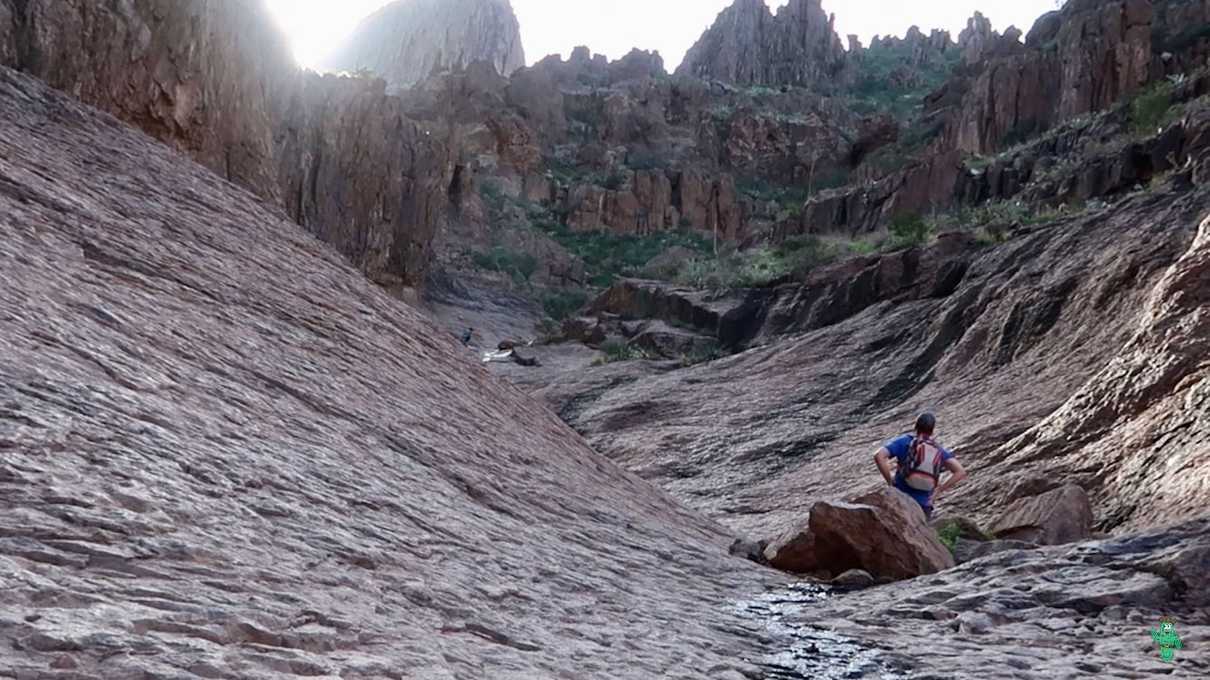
[{"left": 874, "top": 413, "right": 968, "bottom": 520}]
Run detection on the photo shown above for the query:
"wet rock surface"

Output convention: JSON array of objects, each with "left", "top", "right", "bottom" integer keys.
[
  {"left": 0, "top": 67, "right": 781, "bottom": 679},
  {"left": 799, "top": 518, "right": 1210, "bottom": 677}
]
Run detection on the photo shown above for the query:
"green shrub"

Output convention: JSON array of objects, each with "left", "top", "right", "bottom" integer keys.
[
  {"left": 847, "top": 42, "right": 961, "bottom": 118},
  {"left": 602, "top": 171, "right": 627, "bottom": 191},
  {"left": 541, "top": 289, "right": 590, "bottom": 321},
  {"left": 737, "top": 177, "right": 814, "bottom": 212},
  {"left": 679, "top": 342, "right": 726, "bottom": 367},
  {"left": 595, "top": 339, "right": 655, "bottom": 365},
  {"left": 532, "top": 214, "right": 712, "bottom": 289},
  {"left": 889, "top": 213, "right": 931, "bottom": 247},
  {"left": 471, "top": 246, "right": 538, "bottom": 285},
  {"left": 479, "top": 179, "right": 505, "bottom": 207},
  {"left": 1130, "top": 82, "right": 1175, "bottom": 136},
  {"left": 674, "top": 235, "right": 844, "bottom": 290},
  {"left": 746, "top": 85, "right": 781, "bottom": 98},
  {"left": 936, "top": 521, "right": 962, "bottom": 553}
]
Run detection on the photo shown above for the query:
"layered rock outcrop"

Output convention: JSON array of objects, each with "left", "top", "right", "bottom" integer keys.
[
  {"left": 0, "top": 65, "right": 776, "bottom": 678},
  {"left": 1, "top": 0, "right": 450, "bottom": 294},
  {"left": 676, "top": 0, "right": 846, "bottom": 88},
  {"left": 323, "top": 0, "right": 525, "bottom": 88},
  {"left": 935, "top": 0, "right": 1154, "bottom": 155},
  {"left": 538, "top": 173, "right": 1210, "bottom": 539}
]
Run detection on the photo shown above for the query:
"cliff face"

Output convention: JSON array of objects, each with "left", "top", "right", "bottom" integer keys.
[
  {"left": 275, "top": 75, "right": 450, "bottom": 295},
  {"left": 675, "top": 0, "right": 846, "bottom": 88},
  {"left": 323, "top": 0, "right": 525, "bottom": 88},
  {"left": 0, "top": 0, "right": 449, "bottom": 294},
  {"left": 1, "top": 0, "right": 294, "bottom": 201},
  {"left": 938, "top": 0, "right": 1154, "bottom": 155}
]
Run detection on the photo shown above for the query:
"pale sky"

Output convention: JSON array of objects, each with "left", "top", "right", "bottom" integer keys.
[{"left": 265, "top": 0, "right": 1062, "bottom": 71}]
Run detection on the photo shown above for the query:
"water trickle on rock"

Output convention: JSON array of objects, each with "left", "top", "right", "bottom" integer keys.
[{"left": 736, "top": 583, "right": 909, "bottom": 679}]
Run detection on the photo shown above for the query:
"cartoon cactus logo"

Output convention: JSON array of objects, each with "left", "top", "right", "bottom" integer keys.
[{"left": 1150, "top": 618, "right": 1183, "bottom": 663}]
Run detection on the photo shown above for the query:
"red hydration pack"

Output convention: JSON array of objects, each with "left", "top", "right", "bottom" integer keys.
[{"left": 902, "top": 435, "right": 945, "bottom": 491}]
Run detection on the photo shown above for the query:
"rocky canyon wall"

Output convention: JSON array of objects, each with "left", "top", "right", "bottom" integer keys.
[
  {"left": 936, "top": 0, "right": 1156, "bottom": 155},
  {"left": 324, "top": 0, "right": 525, "bottom": 88},
  {"left": 0, "top": 0, "right": 292, "bottom": 201},
  {"left": 0, "top": 0, "right": 449, "bottom": 293},
  {"left": 676, "top": 0, "right": 846, "bottom": 88}
]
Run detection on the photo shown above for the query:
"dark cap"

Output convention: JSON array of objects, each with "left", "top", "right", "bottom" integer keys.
[{"left": 915, "top": 412, "right": 936, "bottom": 435}]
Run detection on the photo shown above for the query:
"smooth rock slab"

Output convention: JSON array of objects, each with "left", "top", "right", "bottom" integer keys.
[{"left": 0, "top": 67, "right": 777, "bottom": 679}]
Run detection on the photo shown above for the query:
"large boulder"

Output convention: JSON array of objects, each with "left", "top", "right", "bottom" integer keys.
[
  {"left": 764, "top": 524, "right": 822, "bottom": 574},
  {"left": 628, "top": 321, "right": 718, "bottom": 360},
  {"left": 766, "top": 487, "right": 956, "bottom": 580},
  {"left": 560, "top": 316, "right": 607, "bottom": 346},
  {"left": 989, "top": 483, "right": 1093, "bottom": 545}
]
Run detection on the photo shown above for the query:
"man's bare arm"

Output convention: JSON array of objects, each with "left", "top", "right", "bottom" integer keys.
[
  {"left": 932, "top": 458, "right": 968, "bottom": 500},
  {"left": 874, "top": 447, "right": 895, "bottom": 485}
]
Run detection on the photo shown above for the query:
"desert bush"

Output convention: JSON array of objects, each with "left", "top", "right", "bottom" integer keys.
[
  {"left": 602, "top": 171, "right": 627, "bottom": 191},
  {"left": 678, "top": 341, "right": 726, "bottom": 368},
  {"left": 1130, "top": 82, "right": 1176, "bottom": 136},
  {"left": 532, "top": 210, "right": 712, "bottom": 288},
  {"left": 471, "top": 247, "right": 538, "bottom": 286},
  {"left": 889, "top": 213, "right": 931, "bottom": 247},
  {"left": 541, "top": 289, "right": 590, "bottom": 321},
  {"left": 674, "top": 235, "right": 847, "bottom": 290},
  {"left": 595, "top": 339, "right": 656, "bottom": 365}
]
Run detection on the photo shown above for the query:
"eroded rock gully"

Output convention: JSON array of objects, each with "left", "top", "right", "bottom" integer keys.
[
  {"left": 541, "top": 182, "right": 1210, "bottom": 543},
  {"left": 0, "top": 68, "right": 777, "bottom": 679},
  {"left": 4, "top": 1, "right": 1210, "bottom": 678}
]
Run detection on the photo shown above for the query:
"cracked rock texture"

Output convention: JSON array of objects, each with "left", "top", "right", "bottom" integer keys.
[
  {"left": 0, "top": 67, "right": 774, "bottom": 679},
  {"left": 324, "top": 0, "right": 526, "bottom": 88}
]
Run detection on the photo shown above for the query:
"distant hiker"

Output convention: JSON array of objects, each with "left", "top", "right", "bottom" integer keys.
[
  {"left": 873, "top": 413, "right": 967, "bottom": 520},
  {"left": 460, "top": 327, "right": 474, "bottom": 346}
]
